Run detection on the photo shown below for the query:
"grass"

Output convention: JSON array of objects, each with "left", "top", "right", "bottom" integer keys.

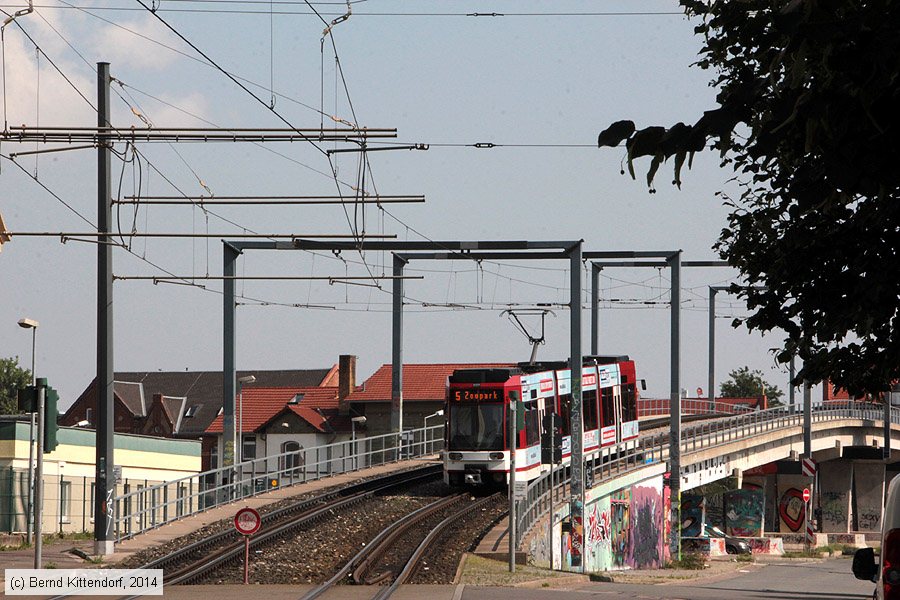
[
  {"left": 666, "top": 552, "right": 708, "bottom": 570},
  {"left": 734, "top": 553, "right": 755, "bottom": 562}
]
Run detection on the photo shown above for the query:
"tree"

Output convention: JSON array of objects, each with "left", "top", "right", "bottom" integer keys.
[
  {"left": 0, "top": 356, "right": 32, "bottom": 415},
  {"left": 597, "top": 1, "right": 900, "bottom": 396},
  {"left": 720, "top": 366, "right": 783, "bottom": 407}
]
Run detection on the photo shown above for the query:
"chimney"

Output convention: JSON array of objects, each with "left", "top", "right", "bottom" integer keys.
[{"left": 338, "top": 354, "right": 357, "bottom": 415}]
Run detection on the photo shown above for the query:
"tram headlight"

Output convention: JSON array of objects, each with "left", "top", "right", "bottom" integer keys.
[
  {"left": 448, "top": 452, "right": 463, "bottom": 461},
  {"left": 489, "top": 452, "right": 504, "bottom": 460}
]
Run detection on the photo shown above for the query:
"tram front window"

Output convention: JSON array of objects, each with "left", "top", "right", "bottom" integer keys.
[{"left": 448, "top": 403, "right": 504, "bottom": 451}]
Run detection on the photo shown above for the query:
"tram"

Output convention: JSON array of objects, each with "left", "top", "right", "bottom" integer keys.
[{"left": 443, "top": 356, "right": 640, "bottom": 487}]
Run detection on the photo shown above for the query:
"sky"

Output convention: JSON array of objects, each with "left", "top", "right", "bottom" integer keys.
[{"left": 0, "top": 0, "right": 810, "bottom": 409}]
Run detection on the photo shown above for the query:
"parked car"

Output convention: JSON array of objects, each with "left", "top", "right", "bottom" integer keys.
[
  {"left": 853, "top": 474, "right": 900, "bottom": 599},
  {"left": 704, "top": 524, "right": 752, "bottom": 555}
]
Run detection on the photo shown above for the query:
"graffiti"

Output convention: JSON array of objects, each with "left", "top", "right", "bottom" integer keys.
[
  {"left": 610, "top": 489, "right": 630, "bottom": 568},
  {"left": 778, "top": 488, "right": 805, "bottom": 532},
  {"left": 588, "top": 503, "right": 611, "bottom": 548},
  {"left": 571, "top": 500, "right": 584, "bottom": 567},
  {"left": 724, "top": 489, "right": 764, "bottom": 537},
  {"left": 819, "top": 490, "right": 848, "bottom": 531},
  {"left": 628, "top": 485, "right": 664, "bottom": 569},
  {"left": 745, "top": 537, "right": 785, "bottom": 555},
  {"left": 681, "top": 495, "right": 705, "bottom": 538},
  {"left": 858, "top": 511, "right": 881, "bottom": 532}
]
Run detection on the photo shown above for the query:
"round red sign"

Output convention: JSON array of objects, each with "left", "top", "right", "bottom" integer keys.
[
  {"left": 234, "top": 507, "right": 261, "bottom": 535},
  {"left": 802, "top": 488, "right": 811, "bottom": 503}
]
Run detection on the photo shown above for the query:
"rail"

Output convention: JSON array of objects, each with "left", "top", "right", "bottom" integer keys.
[
  {"left": 112, "top": 424, "right": 443, "bottom": 542},
  {"left": 516, "top": 401, "right": 899, "bottom": 548}
]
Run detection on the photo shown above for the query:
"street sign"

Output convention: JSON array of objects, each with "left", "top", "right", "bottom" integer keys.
[
  {"left": 802, "top": 488, "right": 811, "bottom": 503},
  {"left": 801, "top": 457, "right": 817, "bottom": 477},
  {"left": 234, "top": 507, "right": 261, "bottom": 536},
  {"left": 514, "top": 480, "right": 528, "bottom": 501}
]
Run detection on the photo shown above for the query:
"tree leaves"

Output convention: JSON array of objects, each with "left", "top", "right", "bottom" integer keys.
[{"left": 597, "top": 0, "right": 900, "bottom": 395}]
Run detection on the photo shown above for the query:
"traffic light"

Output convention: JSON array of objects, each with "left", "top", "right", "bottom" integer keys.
[
  {"left": 17, "top": 386, "right": 37, "bottom": 412},
  {"left": 43, "top": 384, "right": 59, "bottom": 453}
]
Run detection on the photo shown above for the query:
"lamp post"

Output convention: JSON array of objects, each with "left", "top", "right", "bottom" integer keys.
[
  {"left": 423, "top": 409, "right": 444, "bottom": 454},
  {"left": 350, "top": 416, "right": 367, "bottom": 471},
  {"left": 18, "top": 318, "right": 38, "bottom": 545},
  {"left": 236, "top": 375, "right": 256, "bottom": 465}
]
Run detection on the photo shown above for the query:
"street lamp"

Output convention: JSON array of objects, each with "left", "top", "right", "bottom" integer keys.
[
  {"left": 423, "top": 409, "right": 445, "bottom": 454},
  {"left": 351, "top": 416, "right": 367, "bottom": 471},
  {"left": 17, "top": 317, "right": 38, "bottom": 546},
  {"left": 236, "top": 375, "right": 256, "bottom": 465}
]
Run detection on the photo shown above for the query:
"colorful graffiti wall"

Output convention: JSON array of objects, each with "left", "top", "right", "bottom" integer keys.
[
  {"left": 776, "top": 475, "right": 809, "bottom": 533},
  {"left": 581, "top": 478, "right": 667, "bottom": 571},
  {"left": 723, "top": 488, "right": 764, "bottom": 537},
  {"left": 681, "top": 494, "right": 706, "bottom": 538}
]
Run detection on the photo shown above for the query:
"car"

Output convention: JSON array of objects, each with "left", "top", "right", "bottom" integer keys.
[
  {"left": 704, "top": 524, "right": 752, "bottom": 555},
  {"left": 853, "top": 473, "right": 900, "bottom": 599}
]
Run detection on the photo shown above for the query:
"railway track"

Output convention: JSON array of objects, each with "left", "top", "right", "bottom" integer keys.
[
  {"left": 302, "top": 492, "right": 502, "bottom": 600},
  {"left": 143, "top": 463, "right": 442, "bottom": 585}
]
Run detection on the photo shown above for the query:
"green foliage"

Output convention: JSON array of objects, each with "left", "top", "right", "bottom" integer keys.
[
  {"left": 599, "top": 1, "right": 900, "bottom": 395},
  {"left": 0, "top": 356, "right": 32, "bottom": 415},
  {"left": 720, "top": 366, "right": 783, "bottom": 406},
  {"left": 666, "top": 552, "right": 708, "bottom": 570}
]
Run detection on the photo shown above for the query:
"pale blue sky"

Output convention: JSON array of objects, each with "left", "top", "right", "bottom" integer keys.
[{"left": 0, "top": 1, "right": 805, "bottom": 407}]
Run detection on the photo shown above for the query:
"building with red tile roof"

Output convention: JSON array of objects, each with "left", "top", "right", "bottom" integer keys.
[{"left": 346, "top": 363, "right": 513, "bottom": 434}]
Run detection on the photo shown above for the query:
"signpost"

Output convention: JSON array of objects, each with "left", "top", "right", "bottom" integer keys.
[
  {"left": 234, "top": 507, "right": 261, "bottom": 584},
  {"left": 801, "top": 458, "right": 817, "bottom": 551}
]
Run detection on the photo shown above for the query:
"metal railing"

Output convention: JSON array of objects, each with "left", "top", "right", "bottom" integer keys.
[
  {"left": 516, "top": 400, "right": 897, "bottom": 547},
  {"left": 112, "top": 425, "right": 443, "bottom": 541},
  {"left": 638, "top": 397, "right": 755, "bottom": 417}
]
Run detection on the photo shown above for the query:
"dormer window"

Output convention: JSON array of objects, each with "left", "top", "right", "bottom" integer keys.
[
  {"left": 288, "top": 394, "right": 304, "bottom": 405},
  {"left": 184, "top": 405, "right": 199, "bottom": 418}
]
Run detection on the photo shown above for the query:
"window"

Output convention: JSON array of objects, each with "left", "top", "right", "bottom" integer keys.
[
  {"left": 582, "top": 389, "right": 598, "bottom": 431},
  {"left": 448, "top": 403, "right": 504, "bottom": 451},
  {"left": 184, "top": 405, "right": 198, "bottom": 418},
  {"left": 600, "top": 387, "right": 615, "bottom": 428},
  {"left": 280, "top": 441, "right": 304, "bottom": 474},
  {"left": 622, "top": 383, "right": 638, "bottom": 422},
  {"left": 524, "top": 401, "right": 540, "bottom": 447},
  {"left": 558, "top": 394, "right": 572, "bottom": 436},
  {"left": 242, "top": 435, "right": 257, "bottom": 461},
  {"left": 85, "top": 408, "right": 93, "bottom": 425},
  {"left": 59, "top": 480, "right": 71, "bottom": 523}
]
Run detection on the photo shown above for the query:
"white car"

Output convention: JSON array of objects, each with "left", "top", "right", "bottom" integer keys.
[{"left": 853, "top": 473, "right": 900, "bottom": 599}]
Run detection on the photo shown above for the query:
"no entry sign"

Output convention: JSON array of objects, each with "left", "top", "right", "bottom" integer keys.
[
  {"left": 234, "top": 507, "right": 261, "bottom": 536},
  {"left": 802, "top": 488, "right": 811, "bottom": 503}
]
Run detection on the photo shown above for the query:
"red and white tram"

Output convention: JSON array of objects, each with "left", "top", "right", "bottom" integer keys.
[{"left": 443, "top": 356, "right": 640, "bottom": 487}]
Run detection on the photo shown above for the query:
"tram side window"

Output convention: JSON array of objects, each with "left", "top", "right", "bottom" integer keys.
[
  {"left": 525, "top": 401, "right": 541, "bottom": 447},
  {"left": 583, "top": 389, "right": 598, "bottom": 431},
  {"left": 558, "top": 393, "right": 572, "bottom": 436},
  {"left": 622, "top": 383, "right": 638, "bottom": 422},
  {"left": 600, "top": 387, "right": 615, "bottom": 428}
]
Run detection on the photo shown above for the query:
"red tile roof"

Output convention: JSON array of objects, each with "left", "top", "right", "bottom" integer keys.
[
  {"left": 206, "top": 386, "right": 340, "bottom": 433},
  {"left": 347, "top": 363, "right": 513, "bottom": 403}
]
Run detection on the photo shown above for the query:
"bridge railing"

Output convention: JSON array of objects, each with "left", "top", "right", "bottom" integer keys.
[
  {"left": 638, "top": 398, "right": 754, "bottom": 417},
  {"left": 517, "top": 400, "right": 896, "bottom": 548},
  {"left": 111, "top": 424, "right": 443, "bottom": 542}
]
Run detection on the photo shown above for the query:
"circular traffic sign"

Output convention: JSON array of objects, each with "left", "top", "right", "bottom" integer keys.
[
  {"left": 234, "top": 507, "right": 261, "bottom": 536},
  {"left": 802, "top": 488, "right": 811, "bottom": 503}
]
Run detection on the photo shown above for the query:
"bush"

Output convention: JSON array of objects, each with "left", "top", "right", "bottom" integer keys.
[{"left": 666, "top": 552, "right": 708, "bottom": 570}]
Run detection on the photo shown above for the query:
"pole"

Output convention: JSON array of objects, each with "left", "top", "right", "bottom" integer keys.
[
  {"left": 668, "top": 251, "right": 682, "bottom": 560},
  {"left": 568, "top": 242, "right": 584, "bottom": 571},
  {"left": 243, "top": 536, "right": 250, "bottom": 584},
  {"left": 591, "top": 264, "right": 600, "bottom": 355},
  {"left": 26, "top": 412, "right": 35, "bottom": 545},
  {"left": 391, "top": 254, "right": 406, "bottom": 442},
  {"left": 885, "top": 388, "right": 892, "bottom": 460},
  {"left": 34, "top": 381, "right": 45, "bottom": 568},
  {"left": 223, "top": 242, "right": 239, "bottom": 473},
  {"left": 94, "top": 61, "right": 115, "bottom": 556},
  {"left": 789, "top": 356, "right": 796, "bottom": 414},
  {"left": 508, "top": 399, "right": 516, "bottom": 574},
  {"left": 238, "top": 385, "right": 243, "bottom": 465},
  {"left": 803, "top": 381, "right": 812, "bottom": 457},
  {"left": 708, "top": 287, "right": 716, "bottom": 413}
]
